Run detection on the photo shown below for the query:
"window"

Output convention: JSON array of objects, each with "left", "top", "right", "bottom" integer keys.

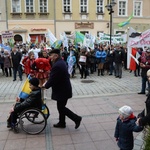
[
  {"left": 65, "top": 31, "right": 71, "bottom": 35},
  {"left": 80, "top": 0, "right": 88, "bottom": 13},
  {"left": 134, "top": 1, "right": 142, "bottom": 17},
  {"left": 25, "top": 0, "right": 34, "bottom": 13},
  {"left": 39, "top": 0, "right": 47, "bottom": 13},
  {"left": 116, "top": 31, "right": 125, "bottom": 34},
  {"left": 80, "top": 31, "right": 89, "bottom": 35},
  {"left": 96, "top": 0, "right": 103, "bottom": 13},
  {"left": 97, "top": 31, "right": 103, "bottom": 37},
  {"left": 118, "top": 0, "right": 127, "bottom": 16},
  {"left": 12, "top": 0, "right": 21, "bottom": 13},
  {"left": 63, "top": 0, "right": 71, "bottom": 12}
]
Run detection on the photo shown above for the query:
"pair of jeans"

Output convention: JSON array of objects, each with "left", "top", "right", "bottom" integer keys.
[
  {"left": 13, "top": 65, "right": 22, "bottom": 80},
  {"left": 109, "top": 62, "right": 114, "bottom": 74},
  {"left": 80, "top": 65, "right": 87, "bottom": 78},
  {"left": 5, "top": 67, "right": 12, "bottom": 77},
  {"left": 115, "top": 63, "right": 122, "bottom": 77},
  {"left": 141, "top": 76, "right": 150, "bottom": 93}
]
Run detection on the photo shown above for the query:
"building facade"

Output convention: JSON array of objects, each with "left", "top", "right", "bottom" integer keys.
[
  {"left": 7, "top": 0, "right": 55, "bottom": 43},
  {"left": 55, "top": 0, "right": 150, "bottom": 38},
  {"left": 0, "top": 0, "right": 8, "bottom": 42},
  {"left": 55, "top": 0, "right": 109, "bottom": 38},
  {"left": 1, "top": 0, "right": 150, "bottom": 43},
  {"left": 113, "top": 0, "right": 150, "bottom": 34}
]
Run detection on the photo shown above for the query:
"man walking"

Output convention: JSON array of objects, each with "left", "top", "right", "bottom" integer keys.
[{"left": 43, "top": 49, "right": 82, "bottom": 129}]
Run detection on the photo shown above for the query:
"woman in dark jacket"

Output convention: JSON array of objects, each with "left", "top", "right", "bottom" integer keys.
[
  {"left": 78, "top": 47, "right": 87, "bottom": 79},
  {"left": 7, "top": 78, "right": 42, "bottom": 132}
]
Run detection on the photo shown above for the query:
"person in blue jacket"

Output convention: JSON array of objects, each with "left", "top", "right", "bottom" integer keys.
[
  {"left": 114, "top": 105, "right": 143, "bottom": 150},
  {"left": 95, "top": 46, "right": 107, "bottom": 76}
]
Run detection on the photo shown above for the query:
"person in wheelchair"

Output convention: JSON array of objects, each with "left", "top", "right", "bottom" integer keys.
[{"left": 7, "top": 78, "right": 43, "bottom": 133}]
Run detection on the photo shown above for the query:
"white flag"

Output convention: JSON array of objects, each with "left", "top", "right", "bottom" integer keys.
[
  {"left": 47, "top": 29, "right": 57, "bottom": 46},
  {"left": 26, "top": 34, "right": 31, "bottom": 43}
]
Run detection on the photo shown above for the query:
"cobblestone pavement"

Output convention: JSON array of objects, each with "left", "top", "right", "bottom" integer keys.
[
  {"left": 0, "top": 70, "right": 141, "bottom": 102},
  {"left": 0, "top": 70, "right": 146, "bottom": 150}
]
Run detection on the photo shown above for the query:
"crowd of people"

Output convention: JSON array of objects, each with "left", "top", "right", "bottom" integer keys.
[{"left": 0, "top": 42, "right": 129, "bottom": 81}]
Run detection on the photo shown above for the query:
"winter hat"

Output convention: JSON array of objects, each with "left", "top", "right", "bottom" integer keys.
[
  {"left": 49, "top": 49, "right": 60, "bottom": 55},
  {"left": 119, "top": 105, "right": 133, "bottom": 118},
  {"left": 29, "top": 78, "right": 39, "bottom": 87}
]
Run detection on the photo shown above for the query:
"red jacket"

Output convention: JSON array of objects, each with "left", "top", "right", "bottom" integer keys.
[
  {"left": 22, "top": 56, "right": 35, "bottom": 75},
  {"left": 34, "top": 58, "right": 51, "bottom": 72}
]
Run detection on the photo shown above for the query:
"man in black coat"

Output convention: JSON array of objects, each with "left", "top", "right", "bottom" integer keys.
[
  {"left": 11, "top": 45, "right": 22, "bottom": 81},
  {"left": 113, "top": 45, "right": 124, "bottom": 78},
  {"left": 43, "top": 49, "right": 82, "bottom": 129}
]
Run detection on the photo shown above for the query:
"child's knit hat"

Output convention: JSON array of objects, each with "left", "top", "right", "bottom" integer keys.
[
  {"left": 29, "top": 78, "right": 39, "bottom": 87},
  {"left": 119, "top": 105, "right": 133, "bottom": 118}
]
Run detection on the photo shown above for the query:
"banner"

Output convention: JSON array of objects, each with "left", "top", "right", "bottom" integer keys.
[
  {"left": 1, "top": 30, "right": 14, "bottom": 39},
  {"left": 60, "top": 32, "right": 68, "bottom": 48},
  {"left": 98, "top": 33, "right": 127, "bottom": 44},
  {"left": 1, "top": 30, "right": 14, "bottom": 46},
  {"left": 26, "top": 34, "right": 31, "bottom": 43},
  {"left": 128, "top": 29, "right": 150, "bottom": 47},
  {"left": 129, "top": 48, "right": 137, "bottom": 71},
  {"left": 83, "top": 33, "right": 95, "bottom": 49},
  {"left": 46, "top": 29, "right": 57, "bottom": 46}
]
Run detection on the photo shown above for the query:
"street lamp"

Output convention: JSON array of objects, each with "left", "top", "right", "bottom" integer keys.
[{"left": 105, "top": 1, "right": 116, "bottom": 45}]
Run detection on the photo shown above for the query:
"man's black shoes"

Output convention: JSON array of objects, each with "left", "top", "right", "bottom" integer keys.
[
  {"left": 75, "top": 117, "right": 82, "bottom": 129},
  {"left": 53, "top": 117, "right": 82, "bottom": 129},
  {"left": 138, "top": 92, "right": 145, "bottom": 94},
  {"left": 7, "top": 121, "right": 11, "bottom": 128},
  {"left": 53, "top": 123, "right": 66, "bottom": 128}
]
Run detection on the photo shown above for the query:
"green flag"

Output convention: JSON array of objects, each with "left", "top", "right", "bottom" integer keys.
[
  {"left": 118, "top": 13, "right": 133, "bottom": 27},
  {"left": 74, "top": 31, "right": 85, "bottom": 45}
]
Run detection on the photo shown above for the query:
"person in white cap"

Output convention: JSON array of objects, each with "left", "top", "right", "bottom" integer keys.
[{"left": 114, "top": 105, "right": 143, "bottom": 150}]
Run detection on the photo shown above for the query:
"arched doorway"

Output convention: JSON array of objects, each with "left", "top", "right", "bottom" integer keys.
[{"left": 14, "top": 34, "right": 23, "bottom": 43}]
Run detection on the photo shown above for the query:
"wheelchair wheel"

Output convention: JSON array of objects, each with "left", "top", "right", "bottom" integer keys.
[
  {"left": 19, "top": 108, "right": 47, "bottom": 135},
  {"left": 42, "top": 104, "right": 50, "bottom": 119}
]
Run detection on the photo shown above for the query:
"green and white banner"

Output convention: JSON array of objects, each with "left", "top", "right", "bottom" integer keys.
[{"left": 97, "top": 33, "right": 127, "bottom": 44}]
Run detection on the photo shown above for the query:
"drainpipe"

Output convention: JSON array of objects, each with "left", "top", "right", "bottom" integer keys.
[
  {"left": 5, "top": 0, "right": 8, "bottom": 30},
  {"left": 54, "top": 0, "right": 56, "bottom": 37}
]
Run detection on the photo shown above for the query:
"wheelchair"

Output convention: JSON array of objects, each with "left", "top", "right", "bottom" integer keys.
[{"left": 16, "top": 103, "right": 50, "bottom": 135}]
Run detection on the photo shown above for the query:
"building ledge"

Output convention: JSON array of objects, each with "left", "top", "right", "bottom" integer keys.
[
  {"left": 11, "top": 12, "right": 22, "bottom": 15},
  {"left": 38, "top": 12, "right": 49, "bottom": 15},
  {"left": 80, "top": 12, "right": 89, "bottom": 15},
  {"left": 96, "top": 12, "right": 104, "bottom": 15},
  {"left": 13, "top": 29, "right": 27, "bottom": 33},
  {"left": 24, "top": 12, "right": 36, "bottom": 15},
  {"left": 63, "top": 12, "right": 72, "bottom": 14}
]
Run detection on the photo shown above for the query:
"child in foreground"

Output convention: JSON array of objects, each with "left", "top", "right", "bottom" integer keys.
[{"left": 114, "top": 105, "right": 143, "bottom": 150}]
